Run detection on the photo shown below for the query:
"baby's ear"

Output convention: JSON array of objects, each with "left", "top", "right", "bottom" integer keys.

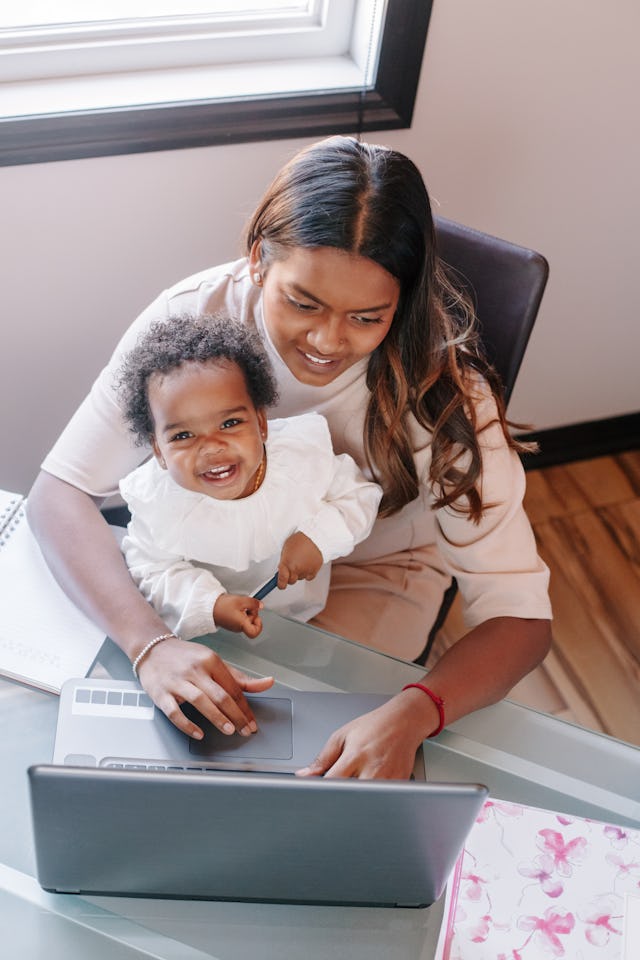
[{"left": 151, "top": 437, "right": 167, "bottom": 469}]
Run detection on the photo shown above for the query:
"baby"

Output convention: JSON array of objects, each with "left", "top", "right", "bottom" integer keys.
[{"left": 116, "top": 313, "right": 382, "bottom": 640}]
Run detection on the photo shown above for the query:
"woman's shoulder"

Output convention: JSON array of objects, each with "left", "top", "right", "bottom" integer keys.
[{"left": 164, "top": 258, "right": 254, "bottom": 317}]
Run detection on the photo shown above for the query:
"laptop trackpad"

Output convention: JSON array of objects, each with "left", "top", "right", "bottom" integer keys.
[{"left": 187, "top": 697, "right": 293, "bottom": 760}]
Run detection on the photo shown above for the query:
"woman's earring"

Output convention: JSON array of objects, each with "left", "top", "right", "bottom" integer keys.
[{"left": 253, "top": 272, "right": 262, "bottom": 286}]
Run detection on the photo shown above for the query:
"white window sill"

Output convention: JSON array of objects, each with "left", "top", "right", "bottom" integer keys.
[{"left": 1, "top": 56, "right": 364, "bottom": 119}]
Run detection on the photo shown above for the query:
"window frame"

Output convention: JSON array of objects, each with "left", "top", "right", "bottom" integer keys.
[{"left": 0, "top": 0, "right": 433, "bottom": 167}]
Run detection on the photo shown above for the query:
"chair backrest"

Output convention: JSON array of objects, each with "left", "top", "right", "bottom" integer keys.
[
  {"left": 434, "top": 216, "right": 549, "bottom": 403},
  {"left": 414, "top": 218, "right": 550, "bottom": 667}
]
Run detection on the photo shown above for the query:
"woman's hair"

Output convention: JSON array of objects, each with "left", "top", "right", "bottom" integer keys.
[
  {"left": 116, "top": 313, "right": 279, "bottom": 445},
  {"left": 245, "top": 135, "right": 524, "bottom": 521}
]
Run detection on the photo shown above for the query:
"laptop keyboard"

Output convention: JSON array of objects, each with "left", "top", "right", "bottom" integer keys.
[
  {"left": 103, "top": 760, "right": 215, "bottom": 772},
  {"left": 101, "top": 760, "right": 294, "bottom": 776}
]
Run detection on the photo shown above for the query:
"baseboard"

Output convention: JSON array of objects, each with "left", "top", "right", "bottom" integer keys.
[{"left": 517, "top": 411, "right": 640, "bottom": 470}]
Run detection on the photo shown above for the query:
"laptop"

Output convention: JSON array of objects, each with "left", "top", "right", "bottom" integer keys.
[{"left": 28, "top": 678, "right": 488, "bottom": 907}]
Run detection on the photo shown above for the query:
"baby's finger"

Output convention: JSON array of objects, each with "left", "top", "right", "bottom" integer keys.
[
  {"left": 277, "top": 562, "right": 290, "bottom": 590},
  {"left": 242, "top": 615, "right": 263, "bottom": 639}
]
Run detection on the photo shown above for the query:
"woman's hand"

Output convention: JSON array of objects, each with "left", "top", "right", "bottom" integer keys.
[
  {"left": 137, "top": 634, "right": 274, "bottom": 740},
  {"left": 278, "top": 532, "right": 323, "bottom": 588},
  {"left": 295, "top": 690, "right": 439, "bottom": 780}
]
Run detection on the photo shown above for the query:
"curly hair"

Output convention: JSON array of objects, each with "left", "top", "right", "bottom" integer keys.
[
  {"left": 246, "top": 135, "right": 526, "bottom": 522},
  {"left": 115, "top": 313, "right": 279, "bottom": 445}
]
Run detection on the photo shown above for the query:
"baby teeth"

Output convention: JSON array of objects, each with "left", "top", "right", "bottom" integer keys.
[{"left": 205, "top": 466, "right": 232, "bottom": 478}]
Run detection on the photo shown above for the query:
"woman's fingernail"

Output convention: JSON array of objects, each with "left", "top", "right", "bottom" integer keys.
[
  {"left": 249, "top": 719, "right": 257, "bottom": 733},
  {"left": 223, "top": 722, "right": 235, "bottom": 735}
]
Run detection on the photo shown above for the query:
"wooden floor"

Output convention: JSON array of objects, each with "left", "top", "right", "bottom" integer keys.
[{"left": 437, "top": 449, "right": 640, "bottom": 748}]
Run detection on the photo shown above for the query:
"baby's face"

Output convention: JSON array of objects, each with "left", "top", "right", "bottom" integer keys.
[{"left": 149, "top": 360, "right": 267, "bottom": 500}]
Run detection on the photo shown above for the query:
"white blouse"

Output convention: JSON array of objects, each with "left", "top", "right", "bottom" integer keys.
[{"left": 119, "top": 413, "right": 382, "bottom": 639}]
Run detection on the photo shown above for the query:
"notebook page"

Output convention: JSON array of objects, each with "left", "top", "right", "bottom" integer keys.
[{"left": 0, "top": 492, "right": 106, "bottom": 693}]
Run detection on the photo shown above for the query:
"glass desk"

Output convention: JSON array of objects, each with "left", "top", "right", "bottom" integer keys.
[{"left": 1, "top": 610, "right": 638, "bottom": 959}]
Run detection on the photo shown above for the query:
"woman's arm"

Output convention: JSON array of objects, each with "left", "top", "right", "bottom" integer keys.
[
  {"left": 296, "top": 616, "right": 552, "bottom": 779},
  {"left": 27, "top": 470, "right": 273, "bottom": 738}
]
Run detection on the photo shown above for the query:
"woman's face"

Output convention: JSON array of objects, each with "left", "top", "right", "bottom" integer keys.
[
  {"left": 251, "top": 245, "right": 400, "bottom": 386},
  {"left": 149, "top": 360, "right": 267, "bottom": 500}
]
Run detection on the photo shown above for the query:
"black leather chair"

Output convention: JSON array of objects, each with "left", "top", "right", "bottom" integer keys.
[
  {"left": 434, "top": 216, "right": 549, "bottom": 403},
  {"left": 413, "top": 216, "right": 549, "bottom": 666}
]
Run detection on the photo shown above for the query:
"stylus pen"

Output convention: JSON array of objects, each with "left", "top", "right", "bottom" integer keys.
[{"left": 252, "top": 572, "right": 279, "bottom": 601}]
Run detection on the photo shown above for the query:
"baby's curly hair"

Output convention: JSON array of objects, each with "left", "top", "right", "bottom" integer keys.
[{"left": 115, "top": 313, "right": 279, "bottom": 445}]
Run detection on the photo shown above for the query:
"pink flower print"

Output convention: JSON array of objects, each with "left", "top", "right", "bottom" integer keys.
[
  {"left": 467, "top": 913, "right": 491, "bottom": 943},
  {"left": 477, "top": 799, "right": 523, "bottom": 824},
  {"left": 516, "top": 908, "right": 575, "bottom": 957},
  {"left": 605, "top": 852, "right": 640, "bottom": 894},
  {"left": 517, "top": 853, "right": 564, "bottom": 902},
  {"left": 606, "top": 852, "right": 640, "bottom": 874},
  {"left": 604, "top": 825, "right": 629, "bottom": 849},
  {"left": 555, "top": 815, "right": 574, "bottom": 827},
  {"left": 536, "top": 829, "right": 587, "bottom": 878},
  {"left": 579, "top": 894, "right": 623, "bottom": 947},
  {"left": 461, "top": 869, "right": 491, "bottom": 905},
  {"left": 479, "top": 800, "right": 525, "bottom": 853}
]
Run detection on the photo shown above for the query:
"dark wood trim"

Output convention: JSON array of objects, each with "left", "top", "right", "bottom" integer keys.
[
  {"left": 0, "top": 0, "right": 433, "bottom": 167},
  {"left": 518, "top": 412, "right": 640, "bottom": 470}
]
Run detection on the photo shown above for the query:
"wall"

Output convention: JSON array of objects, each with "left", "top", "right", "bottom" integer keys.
[{"left": 1, "top": 0, "right": 638, "bottom": 494}]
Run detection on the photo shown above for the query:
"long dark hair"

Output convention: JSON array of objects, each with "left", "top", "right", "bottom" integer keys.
[{"left": 246, "top": 136, "right": 519, "bottom": 521}]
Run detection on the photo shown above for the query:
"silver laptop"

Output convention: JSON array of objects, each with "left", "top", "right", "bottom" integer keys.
[{"left": 28, "top": 678, "right": 488, "bottom": 907}]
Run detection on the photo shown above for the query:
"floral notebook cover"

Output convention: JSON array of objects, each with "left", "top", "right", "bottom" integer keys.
[{"left": 435, "top": 797, "right": 640, "bottom": 960}]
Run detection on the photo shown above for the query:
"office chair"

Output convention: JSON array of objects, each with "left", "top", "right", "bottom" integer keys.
[{"left": 412, "top": 216, "right": 550, "bottom": 666}]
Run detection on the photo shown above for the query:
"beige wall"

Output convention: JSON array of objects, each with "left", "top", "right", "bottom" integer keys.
[{"left": 1, "top": 0, "right": 638, "bottom": 493}]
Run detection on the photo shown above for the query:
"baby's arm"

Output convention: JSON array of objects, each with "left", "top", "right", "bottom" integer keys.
[
  {"left": 296, "top": 452, "right": 382, "bottom": 564},
  {"left": 123, "top": 526, "right": 226, "bottom": 641}
]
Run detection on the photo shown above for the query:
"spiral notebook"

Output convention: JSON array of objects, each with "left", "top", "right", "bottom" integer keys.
[{"left": 0, "top": 489, "right": 106, "bottom": 693}]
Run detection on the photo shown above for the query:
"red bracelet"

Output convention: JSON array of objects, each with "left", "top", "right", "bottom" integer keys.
[{"left": 402, "top": 683, "right": 445, "bottom": 737}]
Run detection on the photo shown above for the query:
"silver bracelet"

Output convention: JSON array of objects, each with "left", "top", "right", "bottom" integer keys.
[{"left": 131, "top": 633, "right": 177, "bottom": 678}]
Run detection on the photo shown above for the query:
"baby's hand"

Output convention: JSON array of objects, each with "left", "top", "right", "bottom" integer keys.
[
  {"left": 278, "top": 532, "right": 323, "bottom": 588},
  {"left": 213, "top": 594, "right": 263, "bottom": 638}
]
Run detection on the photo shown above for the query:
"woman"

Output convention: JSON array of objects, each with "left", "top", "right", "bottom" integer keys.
[{"left": 28, "top": 136, "right": 552, "bottom": 778}]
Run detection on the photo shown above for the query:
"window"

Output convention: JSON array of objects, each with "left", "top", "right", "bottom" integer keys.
[{"left": 0, "top": 1, "right": 433, "bottom": 166}]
